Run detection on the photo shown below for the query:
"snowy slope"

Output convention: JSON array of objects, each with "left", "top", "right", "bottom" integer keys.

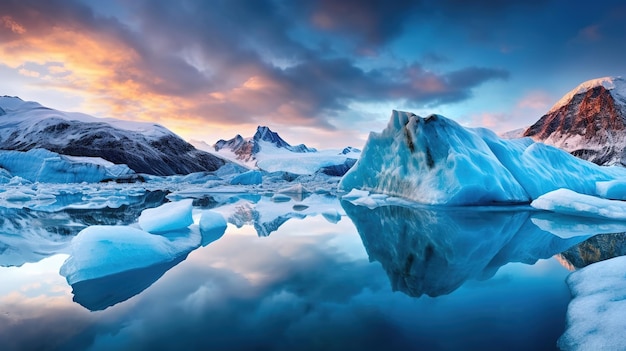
[
  {"left": 524, "top": 77, "right": 626, "bottom": 166},
  {"left": 340, "top": 110, "right": 626, "bottom": 205},
  {"left": 202, "top": 125, "right": 361, "bottom": 175},
  {"left": 0, "top": 96, "right": 225, "bottom": 175}
]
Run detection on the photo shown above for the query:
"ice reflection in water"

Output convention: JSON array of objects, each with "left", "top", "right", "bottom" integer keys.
[
  {"left": 1, "top": 195, "right": 626, "bottom": 350},
  {"left": 341, "top": 201, "right": 590, "bottom": 297}
]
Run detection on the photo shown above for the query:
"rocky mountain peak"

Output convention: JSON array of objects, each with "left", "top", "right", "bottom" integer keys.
[{"left": 523, "top": 77, "right": 626, "bottom": 166}]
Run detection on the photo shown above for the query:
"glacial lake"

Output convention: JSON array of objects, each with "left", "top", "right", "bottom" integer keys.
[{"left": 0, "top": 190, "right": 623, "bottom": 351}]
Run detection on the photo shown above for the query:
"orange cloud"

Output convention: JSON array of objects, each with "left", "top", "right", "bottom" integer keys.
[{"left": 1, "top": 15, "right": 26, "bottom": 34}]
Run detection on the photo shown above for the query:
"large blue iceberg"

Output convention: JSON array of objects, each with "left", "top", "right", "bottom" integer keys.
[
  {"left": 340, "top": 111, "right": 626, "bottom": 205},
  {"left": 0, "top": 148, "right": 133, "bottom": 183}
]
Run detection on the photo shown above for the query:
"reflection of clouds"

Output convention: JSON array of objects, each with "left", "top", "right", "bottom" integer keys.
[
  {"left": 0, "top": 287, "right": 93, "bottom": 351},
  {"left": 2, "top": 212, "right": 576, "bottom": 350},
  {"left": 68, "top": 218, "right": 394, "bottom": 350}
]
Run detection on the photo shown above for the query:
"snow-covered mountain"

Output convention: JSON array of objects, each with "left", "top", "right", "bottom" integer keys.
[
  {"left": 0, "top": 96, "right": 225, "bottom": 176},
  {"left": 213, "top": 125, "right": 316, "bottom": 163},
  {"left": 523, "top": 77, "right": 626, "bottom": 166},
  {"left": 194, "top": 126, "right": 361, "bottom": 175}
]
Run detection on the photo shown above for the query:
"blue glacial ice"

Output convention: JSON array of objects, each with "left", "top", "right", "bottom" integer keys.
[
  {"left": 60, "top": 225, "right": 201, "bottom": 285},
  {"left": 0, "top": 148, "right": 133, "bottom": 183},
  {"left": 340, "top": 111, "right": 626, "bottom": 205},
  {"left": 558, "top": 256, "right": 626, "bottom": 351},
  {"left": 199, "top": 210, "right": 227, "bottom": 246},
  {"left": 138, "top": 199, "right": 194, "bottom": 233},
  {"left": 229, "top": 170, "right": 263, "bottom": 185}
]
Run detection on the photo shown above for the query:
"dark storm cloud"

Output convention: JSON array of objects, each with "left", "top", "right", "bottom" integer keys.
[
  {"left": 0, "top": 0, "right": 516, "bottom": 128},
  {"left": 292, "top": 0, "right": 419, "bottom": 48}
]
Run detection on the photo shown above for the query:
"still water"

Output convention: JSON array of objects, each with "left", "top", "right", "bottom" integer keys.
[{"left": 0, "top": 194, "right": 618, "bottom": 351}]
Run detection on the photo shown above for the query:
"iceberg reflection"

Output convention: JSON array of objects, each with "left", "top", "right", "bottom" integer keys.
[
  {"left": 342, "top": 201, "right": 590, "bottom": 297},
  {"left": 69, "top": 255, "right": 187, "bottom": 311}
]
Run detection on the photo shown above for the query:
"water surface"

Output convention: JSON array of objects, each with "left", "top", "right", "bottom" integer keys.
[{"left": 1, "top": 195, "right": 620, "bottom": 351}]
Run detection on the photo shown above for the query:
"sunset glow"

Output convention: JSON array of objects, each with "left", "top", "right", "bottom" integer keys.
[{"left": 1, "top": 0, "right": 625, "bottom": 148}]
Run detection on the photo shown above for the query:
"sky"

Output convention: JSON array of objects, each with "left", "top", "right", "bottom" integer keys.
[{"left": 1, "top": 0, "right": 625, "bottom": 149}]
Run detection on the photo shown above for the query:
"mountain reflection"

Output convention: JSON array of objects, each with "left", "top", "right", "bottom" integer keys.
[
  {"left": 341, "top": 201, "right": 590, "bottom": 297},
  {"left": 558, "top": 232, "right": 626, "bottom": 269}
]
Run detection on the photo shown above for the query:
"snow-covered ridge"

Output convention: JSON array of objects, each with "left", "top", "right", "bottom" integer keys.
[
  {"left": 0, "top": 96, "right": 225, "bottom": 175},
  {"left": 0, "top": 96, "right": 170, "bottom": 137},
  {"left": 207, "top": 125, "right": 360, "bottom": 175},
  {"left": 548, "top": 76, "right": 626, "bottom": 113}
]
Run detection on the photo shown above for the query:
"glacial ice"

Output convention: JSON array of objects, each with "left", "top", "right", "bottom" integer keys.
[
  {"left": 229, "top": 170, "right": 263, "bottom": 185},
  {"left": 59, "top": 225, "right": 201, "bottom": 284},
  {"left": 199, "top": 210, "right": 227, "bottom": 246},
  {"left": 558, "top": 256, "right": 626, "bottom": 351},
  {"left": 340, "top": 111, "right": 626, "bottom": 205},
  {"left": 596, "top": 180, "right": 626, "bottom": 200},
  {"left": 138, "top": 199, "right": 194, "bottom": 233},
  {"left": 0, "top": 148, "right": 134, "bottom": 183},
  {"left": 531, "top": 188, "right": 626, "bottom": 220}
]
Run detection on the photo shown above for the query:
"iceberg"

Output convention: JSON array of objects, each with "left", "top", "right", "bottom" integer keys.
[
  {"left": 229, "top": 170, "right": 263, "bottom": 185},
  {"left": 531, "top": 188, "right": 626, "bottom": 220},
  {"left": 59, "top": 225, "right": 201, "bottom": 285},
  {"left": 0, "top": 148, "right": 134, "bottom": 183},
  {"left": 199, "top": 210, "right": 227, "bottom": 246},
  {"left": 596, "top": 180, "right": 626, "bottom": 200},
  {"left": 340, "top": 111, "right": 626, "bottom": 205},
  {"left": 138, "top": 199, "right": 194, "bottom": 233},
  {"left": 558, "top": 256, "right": 626, "bottom": 351}
]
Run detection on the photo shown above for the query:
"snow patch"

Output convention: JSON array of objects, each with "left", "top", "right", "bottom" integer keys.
[
  {"left": 531, "top": 188, "right": 626, "bottom": 220},
  {"left": 558, "top": 256, "right": 626, "bottom": 351},
  {"left": 549, "top": 76, "right": 626, "bottom": 113}
]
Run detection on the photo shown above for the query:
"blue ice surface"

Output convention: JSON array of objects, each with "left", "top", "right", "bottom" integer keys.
[
  {"left": 0, "top": 148, "right": 133, "bottom": 183},
  {"left": 230, "top": 170, "right": 263, "bottom": 185},
  {"left": 340, "top": 111, "right": 626, "bottom": 205},
  {"left": 138, "top": 199, "right": 194, "bottom": 233}
]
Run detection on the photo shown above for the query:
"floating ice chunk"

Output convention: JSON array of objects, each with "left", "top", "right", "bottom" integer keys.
[
  {"left": 230, "top": 170, "right": 263, "bottom": 185},
  {"left": 138, "top": 199, "right": 194, "bottom": 233},
  {"left": 341, "top": 189, "right": 370, "bottom": 201},
  {"left": 321, "top": 209, "right": 342, "bottom": 223},
  {"left": 277, "top": 183, "right": 309, "bottom": 195},
  {"left": 60, "top": 225, "right": 201, "bottom": 284},
  {"left": 271, "top": 194, "right": 292, "bottom": 203},
  {"left": 531, "top": 188, "right": 626, "bottom": 220},
  {"left": 558, "top": 256, "right": 626, "bottom": 351},
  {"left": 596, "top": 180, "right": 626, "bottom": 200},
  {"left": 199, "top": 210, "right": 227, "bottom": 246}
]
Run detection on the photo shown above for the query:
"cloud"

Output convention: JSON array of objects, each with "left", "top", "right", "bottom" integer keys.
[
  {"left": 516, "top": 90, "right": 553, "bottom": 110},
  {"left": 0, "top": 0, "right": 514, "bottom": 146}
]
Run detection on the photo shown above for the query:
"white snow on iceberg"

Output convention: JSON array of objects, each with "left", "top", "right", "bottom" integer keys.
[
  {"left": 340, "top": 110, "right": 626, "bottom": 205},
  {"left": 138, "top": 199, "right": 194, "bottom": 233},
  {"left": 558, "top": 255, "right": 626, "bottom": 351},
  {"left": 59, "top": 225, "right": 201, "bottom": 284},
  {"left": 531, "top": 188, "right": 626, "bottom": 220}
]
